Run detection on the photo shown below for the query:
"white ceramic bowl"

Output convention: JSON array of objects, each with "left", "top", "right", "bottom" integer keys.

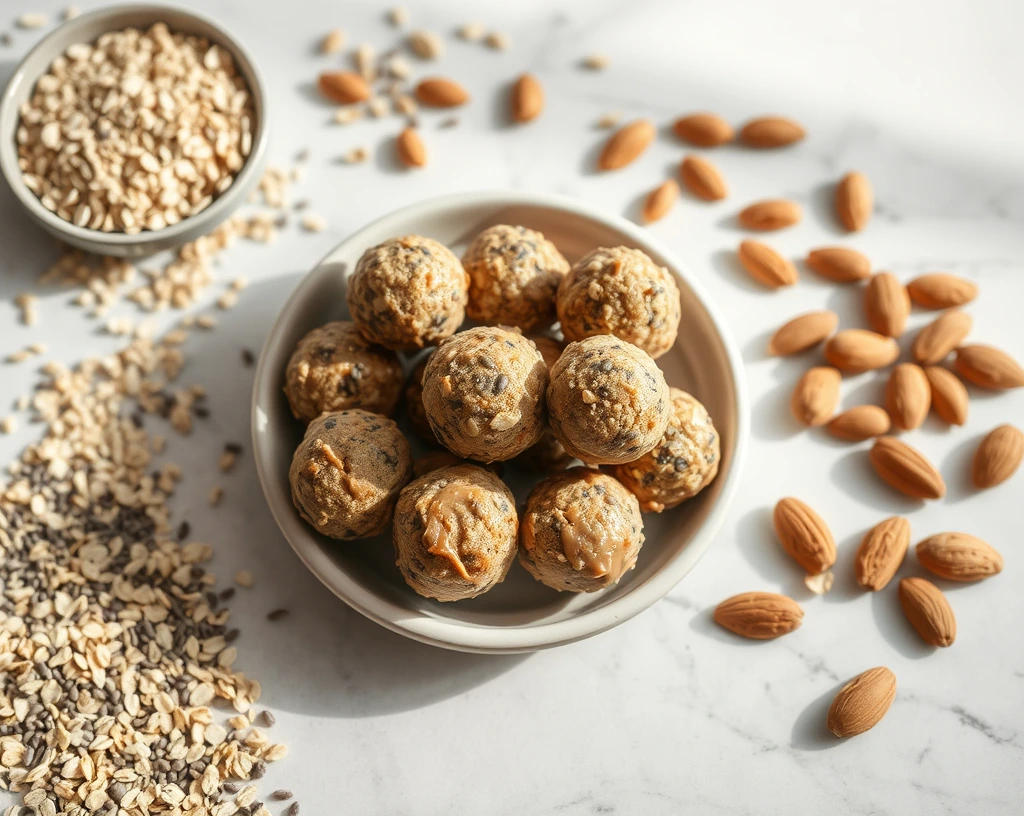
[{"left": 252, "top": 191, "right": 749, "bottom": 653}]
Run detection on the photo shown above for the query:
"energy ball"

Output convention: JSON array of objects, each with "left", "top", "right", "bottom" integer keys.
[
  {"left": 347, "top": 235, "right": 468, "bottom": 351},
  {"left": 556, "top": 246, "right": 681, "bottom": 359},
  {"left": 393, "top": 464, "right": 518, "bottom": 602},
  {"left": 462, "top": 224, "right": 570, "bottom": 331},
  {"left": 613, "top": 388, "right": 720, "bottom": 512},
  {"left": 403, "top": 353, "right": 437, "bottom": 444},
  {"left": 289, "top": 410, "right": 412, "bottom": 541},
  {"left": 422, "top": 326, "right": 547, "bottom": 462},
  {"left": 519, "top": 467, "right": 644, "bottom": 592},
  {"left": 516, "top": 335, "right": 574, "bottom": 473},
  {"left": 547, "top": 335, "right": 670, "bottom": 465},
  {"left": 284, "top": 321, "right": 403, "bottom": 422}
]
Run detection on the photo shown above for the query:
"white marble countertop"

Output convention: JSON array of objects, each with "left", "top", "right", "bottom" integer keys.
[{"left": 2, "top": 1, "right": 1023, "bottom": 814}]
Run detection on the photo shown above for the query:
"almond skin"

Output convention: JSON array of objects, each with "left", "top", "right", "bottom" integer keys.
[
  {"left": 791, "top": 367, "right": 841, "bottom": 427},
  {"left": 827, "top": 405, "right": 891, "bottom": 441},
  {"left": 855, "top": 516, "right": 910, "bottom": 591},
  {"left": 414, "top": 77, "right": 470, "bottom": 107},
  {"left": 824, "top": 330, "right": 900, "bottom": 373},
  {"left": 916, "top": 533, "right": 1003, "bottom": 581},
  {"left": 898, "top": 578, "right": 956, "bottom": 647},
  {"left": 768, "top": 311, "right": 838, "bottom": 356},
  {"left": 680, "top": 154, "right": 727, "bottom": 201},
  {"left": 739, "top": 116, "right": 805, "bottom": 148},
  {"left": 864, "top": 272, "right": 911, "bottom": 337},
  {"left": 713, "top": 592, "right": 804, "bottom": 640},
  {"left": 954, "top": 345, "right": 1024, "bottom": 390},
  {"left": 641, "top": 179, "right": 679, "bottom": 223},
  {"left": 597, "top": 119, "right": 656, "bottom": 171},
  {"left": 738, "top": 199, "right": 802, "bottom": 231},
  {"left": 805, "top": 247, "right": 871, "bottom": 283},
  {"left": 924, "top": 366, "right": 968, "bottom": 425},
  {"left": 972, "top": 424, "right": 1024, "bottom": 489},
  {"left": 827, "top": 667, "right": 896, "bottom": 738},
  {"left": 318, "top": 71, "right": 371, "bottom": 104},
  {"left": 885, "top": 363, "right": 930, "bottom": 431},
  {"left": 836, "top": 171, "right": 872, "bottom": 232},
  {"left": 395, "top": 128, "right": 427, "bottom": 168},
  {"left": 672, "top": 112, "right": 734, "bottom": 147},
  {"left": 869, "top": 437, "right": 945, "bottom": 500},
  {"left": 907, "top": 273, "right": 978, "bottom": 309},
  {"left": 737, "top": 240, "right": 797, "bottom": 288},
  {"left": 773, "top": 497, "right": 836, "bottom": 575},
  {"left": 510, "top": 73, "right": 544, "bottom": 122},
  {"left": 911, "top": 310, "right": 973, "bottom": 365}
]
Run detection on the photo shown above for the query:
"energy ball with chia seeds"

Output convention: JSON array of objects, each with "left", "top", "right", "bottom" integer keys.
[
  {"left": 516, "top": 336, "right": 575, "bottom": 473},
  {"left": 347, "top": 235, "right": 468, "bottom": 351},
  {"left": 393, "top": 464, "right": 519, "bottom": 602},
  {"left": 462, "top": 224, "right": 570, "bottom": 331},
  {"left": 547, "top": 335, "right": 670, "bottom": 465},
  {"left": 556, "top": 246, "right": 681, "bottom": 359},
  {"left": 284, "top": 321, "right": 403, "bottom": 422},
  {"left": 613, "top": 388, "right": 720, "bottom": 512},
  {"left": 289, "top": 410, "right": 412, "bottom": 541},
  {"left": 519, "top": 467, "right": 645, "bottom": 592},
  {"left": 422, "top": 326, "right": 547, "bottom": 462},
  {"left": 403, "top": 353, "right": 438, "bottom": 444}
]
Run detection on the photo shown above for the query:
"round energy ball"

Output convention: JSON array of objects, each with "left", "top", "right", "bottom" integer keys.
[
  {"left": 393, "top": 464, "right": 518, "bottom": 602},
  {"left": 556, "top": 246, "right": 681, "bottom": 359},
  {"left": 546, "top": 335, "right": 671, "bottom": 465},
  {"left": 515, "top": 335, "right": 574, "bottom": 473},
  {"left": 462, "top": 224, "right": 570, "bottom": 331},
  {"left": 519, "top": 467, "right": 645, "bottom": 592},
  {"left": 284, "top": 321, "right": 403, "bottom": 422},
  {"left": 289, "top": 410, "right": 412, "bottom": 541},
  {"left": 403, "top": 353, "right": 437, "bottom": 444},
  {"left": 612, "top": 388, "right": 721, "bottom": 512},
  {"left": 347, "top": 235, "right": 468, "bottom": 351}
]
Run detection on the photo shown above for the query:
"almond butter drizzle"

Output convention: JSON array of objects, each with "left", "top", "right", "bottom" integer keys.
[
  {"left": 558, "top": 499, "right": 630, "bottom": 577},
  {"left": 423, "top": 483, "right": 488, "bottom": 580}
]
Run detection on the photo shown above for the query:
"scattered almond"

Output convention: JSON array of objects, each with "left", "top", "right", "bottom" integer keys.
[
  {"left": 864, "top": 272, "right": 910, "bottom": 337},
  {"left": 396, "top": 128, "right": 427, "bottom": 168},
  {"left": 641, "top": 180, "right": 680, "bottom": 224},
  {"left": 912, "top": 310, "right": 973, "bottom": 365},
  {"left": 824, "top": 330, "right": 900, "bottom": 373},
  {"left": 772, "top": 497, "right": 836, "bottom": 575},
  {"left": 971, "top": 424, "right": 1023, "bottom": 489},
  {"left": 805, "top": 247, "right": 872, "bottom": 283},
  {"left": 768, "top": 311, "right": 838, "bottom": 356},
  {"left": 827, "top": 667, "right": 897, "bottom": 738},
  {"left": 510, "top": 73, "right": 544, "bottom": 123},
  {"left": 320, "top": 29, "right": 346, "bottom": 55},
  {"left": 855, "top": 516, "right": 910, "bottom": 591},
  {"left": 713, "top": 592, "right": 804, "bottom": 640},
  {"left": 898, "top": 578, "right": 956, "bottom": 647},
  {"left": 597, "top": 119, "right": 656, "bottom": 171},
  {"left": 906, "top": 273, "right": 978, "bottom": 309},
  {"left": 484, "top": 32, "right": 510, "bottom": 51},
  {"left": 924, "top": 366, "right": 968, "bottom": 425},
  {"left": 954, "top": 345, "right": 1024, "bottom": 390},
  {"left": 835, "top": 171, "right": 872, "bottom": 232},
  {"left": 318, "top": 71, "right": 371, "bottom": 104},
  {"left": 885, "top": 363, "right": 930, "bottom": 431},
  {"left": 739, "top": 116, "right": 805, "bottom": 148},
  {"left": 791, "top": 367, "right": 841, "bottom": 427},
  {"left": 916, "top": 533, "right": 1003, "bottom": 581},
  {"left": 737, "top": 240, "right": 797, "bottom": 288},
  {"left": 869, "top": 437, "right": 945, "bottom": 500},
  {"left": 679, "top": 154, "right": 727, "bottom": 201},
  {"left": 672, "top": 113, "right": 734, "bottom": 147},
  {"left": 827, "top": 405, "right": 891, "bottom": 442},
  {"left": 457, "top": 21, "right": 485, "bottom": 42},
  {"left": 414, "top": 77, "right": 471, "bottom": 107},
  {"left": 738, "top": 199, "right": 802, "bottom": 231}
]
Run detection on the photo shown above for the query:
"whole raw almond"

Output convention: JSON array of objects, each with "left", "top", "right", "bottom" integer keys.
[
  {"left": 911, "top": 310, "right": 973, "bottom": 365},
  {"left": 824, "top": 330, "right": 900, "bottom": 373},
  {"left": 713, "top": 592, "right": 804, "bottom": 640},
  {"left": 680, "top": 155, "right": 727, "bottom": 201},
  {"left": 869, "top": 437, "right": 946, "bottom": 500},
  {"left": 414, "top": 77, "right": 470, "bottom": 107},
  {"left": 739, "top": 116, "right": 805, "bottom": 148},
  {"left": 864, "top": 272, "right": 911, "bottom": 337},
  {"left": 737, "top": 240, "right": 797, "bottom": 288},
  {"left": 738, "top": 199, "right": 802, "bottom": 231},
  {"left": 511, "top": 73, "right": 543, "bottom": 122},
  {"left": 827, "top": 667, "right": 897, "bottom": 738},
  {"left": 768, "top": 311, "right": 838, "bottom": 355},
  {"left": 835, "top": 171, "right": 872, "bottom": 232},
  {"left": 598, "top": 119, "right": 656, "bottom": 171},
  {"left": 954, "top": 345, "right": 1024, "bottom": 390},
  {"left": 907, "top": 273, "right": 978, "bottom": 309},
  {"left": 772, "top": 497, "right": 836, "bottom": 575},
  {"left": 898, "top": 578, "right": 956, "bottom": 647},
  {"left": 827, "top": 405, "right": 891, "bottom": 441},
  {"left": 641, "top": 180, "right": 679, "bottom": 223},
  {"left": 971, "top": 424, "right": 1024, "bottom": 489},
  {"left": 916, "top": 533, "right": 1003, "bottom": 581},
  {"left": 855, "top": 516, "right": 910, "bottom": 590},
  {"left": 806, "top": 247, "right": 872, "bottom": 283},
  {"left": 672, "top": 112, "right": 734, "bottom": 147},
  {"left": 395, "top": 128, "right": 427, "bottom": 168},
  {"left": 885, "top": 363, "right": 930, "bottom": 431},
  {"left": 318, "top": 71, "right": 372, "bottom": 104},
  {"left": 924, "top": 366, "right": 968, "bottom": 425},
  {"left": 791, "top": 367, "right": 841, "bottom": 427}
]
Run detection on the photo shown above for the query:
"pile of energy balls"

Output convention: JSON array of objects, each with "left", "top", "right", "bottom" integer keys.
[{"left": 283, "top": 226, "right": 720, "bottom": 602}]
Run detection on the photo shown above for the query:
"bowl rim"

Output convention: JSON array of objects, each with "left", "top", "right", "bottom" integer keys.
[
  {"left": 0, "top": 2, "right": 269, "bottom": 252},
  {"left": 251, "top": 190, "right": 750, "bottom": 653}
]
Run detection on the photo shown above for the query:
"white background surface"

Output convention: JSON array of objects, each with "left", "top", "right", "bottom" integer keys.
[{"left": 2, "top": 1, "right": 1023, "bottom": 814}]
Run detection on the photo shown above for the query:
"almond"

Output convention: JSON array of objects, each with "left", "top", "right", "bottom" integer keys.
[
  {"left": 827, "top": 667, "right": 897, "bottom": 738},
  {"left": 824, "top": 330, "right": 899, "bottom": 373},
  {"left": 898, "top": 578, "right": 956, "bottom": 647},
  {"left": 864, "top": 272, "right": 910, "bottom": 337},
  {"left": 739, "top": 116, "right": 805, "bottom": 148},
  {"left": 869, "top": 437, "right": 945, "bottom": 500},
  {"left": 768, "top": 311, "right": 838, "bottom": 355},
  {"left": 835, "top": 171, "right": 872, "bottom": 232},
  {"left": 737, "top": 240, "right": 797, "bottom": 288},
  {"left": 954, "top": 345, "right": 1024, "bottom": 390},
  {"left": 827, "top": 405, "right": 891, "bottom": 441},
  {"left": 738, "top": 199, "right": 802, "bottom": 231},
  {"left": 641, "top": 180, "right": 679, "bottom": 223},
  {"left": 672, "top": 112, "right": 734, "bottom": 147},
  {"left": 772, "top": 497, "right": 836, "bottom": 575},
  {"left": 597, "top": 119, "right": 655, "bottom": 171},
  {"left": 916, "top": 533, "right": 1003, "bottom": 581},
  {"left": 511, "top": 73, "right": 543, "bottom": 122},
  {"left": 805, "top": 247, "right": 872, "bottom": 283},
  {"left": 971, "top": 424, "right": 1024, "bottom": 489},
  {"left": 395, "top": 128, "right": 427, "bottom": 168},
  {"left": 911, "top": 310, "right": 973, "bottom": 365},
  {"left": 680, "top": 154, "right": 727, "bottom": 201},
  {"left": 317, "top": 71, "right": 371, "bottom": 104},
  {"left": 791, "top": 367, "right": 841, "bottom": 427},
  {"left": 924, "top": 366, "right": 968, "bottom": 425},
  {"left": 906, "top": 273, "right": 978, "bottom": 309},
  {"left": 712, "top": 592, "right": 804, "bottom": 640},
  {"left": 854, "top": 516, "right": 910, "bottom": 591},
  {"left": 414, "top": 77, "right": 470, "bottom": 107},
  {"left": 885, "top": 363, "right": 930, "bottom": 431}
]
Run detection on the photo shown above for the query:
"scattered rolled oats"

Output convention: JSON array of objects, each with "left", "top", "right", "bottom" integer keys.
[
  {"left": 320, "top": 28, "right": 345, "bottom": 54},
  {"left": 301, "top": 212, "right": 328, "bottom": 232},
  {"left": 235, "top": 570, "right": 255, "bottom": 588},
  {"left": 408, "top": 29, "right": 444, "bottom": 59},
  {"left": 63, "top": 5, "right": 80, "bottom": 20},
  {"left": 0, "top": 415, "right": 17, "bottom": 434},
  {"left": 388, "top": 6, "right": 409, "bottom": 26},
  {"left": 209, "top": 485, "right": 225, "bottom": 506},
  {"left": 354, "top": 43, "right": 377, "bottom": 82},
  {"left": 484, "top": 31, "right": 510, "bottom": 51},
  {"left": 341, "top": 146, "right": 370, "bottom": 164},
  {"left": 394, "top": 94, "right": 418, "bottom": 116},
  {"left": 366, "top": 96, "right": 390, "bottom": 118},
  {"left": 334, "top": 106, "right": 365, "bottom": 125},
  {"left": 457, "top": 21, "right": 485, "bottom": 41},
  {"left": 16, "top": 13, "right": 47, "bottom": 29},
  {"left": 582, "top": 53, "right": 610, "bottom": 70},
  {"left": 596, "top": 111, "right": 623, "bottom": 129},
  {"left": 197, "top": 314, "right": 218, "bottom": 329}
]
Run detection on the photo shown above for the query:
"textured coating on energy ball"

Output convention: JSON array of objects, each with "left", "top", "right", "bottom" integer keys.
[
  {"left": 347, "top": 235, "right": 468, "bottom": 350},
  {"left": 556, "top": 246, "right": 681, "bottom": 359},
  {"left": 613, "top": 388, "right": 720, "bottom": 512},
  {"left": 393, "top": 465, "right": 518, "bottom": 602},
  {"left": 519, "top": 467, "right": 644, "bottom": 592},
  {"left": 422, "top": 326, "right": 547, "bottom": 462},
  {"left": 289, "top": 410, "right": 412, "bottom": 540},
  {"left": 546, "top": 335, "right": 670, "bottom": 465},
  {"left": 462, "top": 224, "right": 570, "bottom": 331},
  {"left": 284, "top": 321, "right": 403, "bottom": 422},
  {"left": 403, "top": 353, "right": 437, "bottom": 444}
]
